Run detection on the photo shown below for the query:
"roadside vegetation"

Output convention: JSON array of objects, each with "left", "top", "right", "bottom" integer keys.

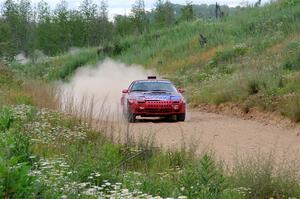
[
  {"left": 116, "top": 1, "right": 300, "bottom": 121},
  {"left": 7, "top": 0, "right": 300, "bottom": 121},
  {"left": 2, "top": 60, "right": 300, "bottom": 198},
  {"left": 1, "top": 0, "right": 300, "bottom": 198}
]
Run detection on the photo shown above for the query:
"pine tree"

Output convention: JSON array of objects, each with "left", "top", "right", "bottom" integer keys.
[
  {"left": 54, "top": 0, "right": 70, "bottom": 52},
  {"left": 131, "top": 0, "right": 148, "bottom": 34},
  {"left": 36, "top": 0, "right": 56, "bottom": 54},
  {"left": 154, "top": 0, "right": 175, "bottom": 28},
  {"left": 0, "top": 19, "right": 15, "bottom": 59},
  {"left": 180, "top": 1, "right": 194, "bottom": 22},
  {"left": 80, "top": 0, "right": 97, "bottom": 46},
  {"left": 97, "top": 0, "right": 111, "bottom": 44}
]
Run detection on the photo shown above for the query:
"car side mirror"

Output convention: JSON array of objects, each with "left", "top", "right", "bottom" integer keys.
[
  {"left": 178, "top": 88, "right": 185, "bottom": 93},
  {"left": 122, "top": 89, "right": 129, "bottom": 93}
]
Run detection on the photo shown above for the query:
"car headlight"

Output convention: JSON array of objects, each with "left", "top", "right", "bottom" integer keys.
[
  {"left": 170, "top": 96, "right": 181, "bottom": 102},
  {"left": 137, "top": 96, "right": 145, "bottom": 101},
  {"left": 128, "top": 99, "right": 135, "bottom": 104}
]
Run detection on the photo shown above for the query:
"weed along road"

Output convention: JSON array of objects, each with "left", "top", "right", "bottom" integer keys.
[{"left": 127, "top": 110, "right": 300, "bottom": 165}]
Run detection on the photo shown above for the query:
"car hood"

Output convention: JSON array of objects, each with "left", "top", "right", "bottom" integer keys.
[{"left": 129, "top": 92, "right": 183, "bottom": 101}]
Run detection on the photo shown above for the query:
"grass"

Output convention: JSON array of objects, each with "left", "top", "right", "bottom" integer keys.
[
  {"left": 113, "top": 1, "right": 300, "bottom": 121},
  {"left": 10, "top": 1, "right": 300, "bottom": 121},
  {"left": 10, "top": 48, "right": 101, "bottom": 81},
  {"left": 2, "top": 104, "right": 300, "bottom": 198},
  {"left": 1, "top": 63, "right": 299, "bottom": 198},
  {"left": 230, "top": 152, "right": 300, "bottom": 198},
  {"left": 1, "top": 63, "right": 300, "bottom": 198},
  {"left": 2, "top": 1, "right": 300, "bottom": 198}
]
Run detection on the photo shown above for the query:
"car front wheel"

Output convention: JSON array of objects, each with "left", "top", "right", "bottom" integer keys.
[
  {"left": 127, "top": 111, "right": 136, "bottom": 123},
  {"left": 176, "top": 113, "right": 186, "bottom": 122}
]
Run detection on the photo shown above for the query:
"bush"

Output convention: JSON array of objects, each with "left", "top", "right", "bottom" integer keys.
[
  {"left": 179, "top": 154, "right": 243, "bottom": 199},
  {"left": 280, "top": 94, "right": 300, "bottom": 122},
  {"left": 283, "top": 40, "right": 300, "bottom": 70},
  {"left": 231, "top": 153, "right": 300, "bottom": 198},
  {"left": 0, "top": 106, "right": 38, "bottom": 198},
  {"left": 247, "top": 79, "right": 260, "bottom": 95},
  {"left": 214, "top": 44, "right": 248, "bottom": 64},
  {"left": 49, "top": 49, "right": 98, "bottom": 80}
]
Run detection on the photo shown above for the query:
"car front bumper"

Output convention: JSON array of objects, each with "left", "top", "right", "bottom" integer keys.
[{"left": 129, "top": 100, "right": 186, "bottom": 116}]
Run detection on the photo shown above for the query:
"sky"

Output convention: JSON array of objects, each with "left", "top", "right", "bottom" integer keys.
[{"left": 0, "top": 0, "right": 271, "bottom": 18}]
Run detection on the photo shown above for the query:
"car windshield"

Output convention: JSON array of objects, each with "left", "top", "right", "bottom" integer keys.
[{"left": 131, "top": 81, "right": 176, "bottom": 92}]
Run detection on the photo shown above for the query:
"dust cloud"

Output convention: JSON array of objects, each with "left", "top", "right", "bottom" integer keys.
[{"left": 59, "top": 58, "right": 156, "bottom": 119}]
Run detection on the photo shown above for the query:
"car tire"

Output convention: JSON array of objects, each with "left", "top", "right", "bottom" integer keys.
[
  {"left": 176, "top": 113, "right": 185, "bottom": 122},
  {"left": 127, "top": 112, "right": 136, "bottom": 123}
]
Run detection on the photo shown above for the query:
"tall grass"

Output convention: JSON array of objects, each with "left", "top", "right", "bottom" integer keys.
[
  {"left": 1, "top": 66, "right": 300, "bottom": 198},
  {"left": 10, "top": 48, "right": 101, "bottom": 81},
  {"left": 231, "top": 152, "right": 300, "bottom": 198},
  {"left": 110, "top": 1, "right": 300, "bottom": 121},
  {"left": 8, "top": 1, "right": 300, "bottom": 121},
  {"left": 2, "top": 103, "right": 300, "bottom": 198}
]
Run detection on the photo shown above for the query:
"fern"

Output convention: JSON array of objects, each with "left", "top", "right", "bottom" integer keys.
[{"left": 179, "top": 154, "right": 230, "bottom": 199}]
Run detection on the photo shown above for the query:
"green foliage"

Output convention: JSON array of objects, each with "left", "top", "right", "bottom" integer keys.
[
  {"left": 131, "top": 0, "right": 148, "bottom": 34},
  {"left": 283, "top": 40, "right": 300, "bottom": 70},
  {"left": 0, "top": 103, "right": 300, "bottom": 198},
  {"left": 154, "top": 0, "right": 176, "bottom": 28},
  {"left": 2, "top": 2, "right": 300, "bottom": 197},
  {"left": 48, "top": 48, "right": 98, "bottom": 80},
  {"left": 179, "top": 1, "right": 194, "bottom": 22},
  {"left": 231, "top": 154, "right": 300, "bottom": 198},
  {"left": 0, "top": 107, "right": 13, "bottom": 131},
  {"left": 0, "top": 0, "right": 112, "bottom": 57},
  {"left": 0, "top": 106, "right": 37, "bottom": 198},
  {"left": 214, "top": 44, "right": 248, "bottom": 64},
  {"left": 0, "top": 19, "right": 16, "bottom": 60},
  {"left": 14, "top": 95, "right": 33, "bottom": 105},
  {"left": 280, "top": 95, "right": 300, "bottom": 122},
  {"left": 114, "top": 15, "right": 135, "bottom": 37},
  {"left": 247, "top": 79, "right": 260, "bottom": 95},
  {"left": 179, "top": 154, "right": 228, "bottom": 198}
]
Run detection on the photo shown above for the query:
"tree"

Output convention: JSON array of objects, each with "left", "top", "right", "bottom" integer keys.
[
  {"left": 96, "top": 0, "right": 111, "bottom": 44},
  {"left": 0, "top": 19, "right": 15, "bottom": 59},
  {"left": 80, "top": 0, "right": 97, "bottom": 45},
  {"left": 36, "top": 0, "right": 60, "bottom": 55},
  {"left": 2, "top": 0, "right": 34, "bottom": 56},
  {"left": 68, "top": 10, "right": 85, "bottom": 47},
  {"left": 114, "top": 15, "right": 134, "bottom": 37},
  {"left": 18, "top": 0, "right": 33, "bottom": 55},
  {"left": 164, "top": 0, "right": 175, "bottom": 26},
  {"left": 154, "top": 0, "right": 175, "bottom": 28},
  {"left": 131, "top": 0, "right": 148, "bottom": 34},
  {"left": 180, "top": 1, "right": 194, "bottom": 22},
  {"left": 54, "top": 0, "right": 70, "bottom": 52}
]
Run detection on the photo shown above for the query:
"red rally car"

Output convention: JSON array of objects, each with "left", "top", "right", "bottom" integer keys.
[{"left": 121, "top": 76, "right": 186, "bottom": 123}]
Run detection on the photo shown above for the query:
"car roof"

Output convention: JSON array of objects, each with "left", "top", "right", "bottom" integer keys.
[{"left": 134, "top": 79, "right": 172, "bottom": 83}]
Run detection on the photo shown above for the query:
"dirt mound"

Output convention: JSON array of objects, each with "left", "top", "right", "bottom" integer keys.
[{"left": 197, "top": 103, "right": 296, "bottom": 128}]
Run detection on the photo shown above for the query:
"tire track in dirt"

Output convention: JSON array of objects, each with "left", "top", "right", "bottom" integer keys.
[{"left": 128, "top": 110, "right": 300, "bottom": 165}]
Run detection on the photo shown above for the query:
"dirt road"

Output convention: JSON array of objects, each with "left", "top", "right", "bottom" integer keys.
[{"left": 127, "top": 110, "right": 300, "bottom": 164}]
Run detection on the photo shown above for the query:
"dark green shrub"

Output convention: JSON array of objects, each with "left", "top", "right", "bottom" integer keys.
[
  {"left": 0, "top": 159, "right": 36, "bottom": 199},
  {"left": 0, "top": 107, "right": 13, "bottom": 131},
  {"left": 214, "top": 44, "right": 248, "bottom": 63},
  {"left": 179, "top": 154, "right": 228, "bottom": 198},
  {"left": 247, "top": 79, "right": 260, "bottom": 95},
  {"left": 0, "top": 106, "right": 38, "bottom": 198},
  {"left": 283, "top": 40, "right": 300, "bottom": 70}
]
